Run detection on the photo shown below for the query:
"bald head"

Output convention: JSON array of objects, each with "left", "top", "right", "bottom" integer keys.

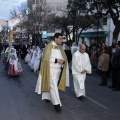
[{"left": 79, "top": 44, "right": 86, "bottom": 53}]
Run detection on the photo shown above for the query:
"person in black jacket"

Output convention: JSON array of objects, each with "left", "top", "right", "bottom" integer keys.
[{"left": 110, "top": 41, "right": 120, "bottom": 91}]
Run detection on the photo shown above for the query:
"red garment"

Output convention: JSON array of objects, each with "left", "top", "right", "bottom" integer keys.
[
  {"left": 8, "top": 64, "right": 17, "bottom": 76},
  {"left": 8, "top": 62, "right": 23, "bottom": 76}
]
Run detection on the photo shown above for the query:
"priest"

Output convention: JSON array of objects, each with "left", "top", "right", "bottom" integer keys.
[
  {"left": 72, "top": 44, "right": 91, "bottom": 100},
  {"left": 35, "top": 33, "right": 69, "bottom": 112}
]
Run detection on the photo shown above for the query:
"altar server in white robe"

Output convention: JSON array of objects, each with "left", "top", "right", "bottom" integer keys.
[
  {"left": 72, "top": 44, "right": 92, "bottom": 99},
  {"left": 35, "top": 33, "right": 69, "bottom": 112},
  {"left": 34, "top": 46, "right": 41, "bottom": 72},
  {"left": 30, "top": 47, "right": 37, "bottom": 69}
]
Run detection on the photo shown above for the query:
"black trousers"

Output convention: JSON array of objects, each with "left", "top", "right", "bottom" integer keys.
[
  {"left": 111, "top": 69, "right": 116, "bottom": 88},
  {"left": 114, "top": 69, "right": 120, "bottom": 90},
  {"left": 101, "top": 71, "right": 108, "bottom": 85}
]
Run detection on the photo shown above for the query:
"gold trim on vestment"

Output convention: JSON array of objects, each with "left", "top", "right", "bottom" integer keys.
[
  {"left": 52, "top": 45, "right": 59, "bottom": 49},
  {"left": 39, "top": 42, "right": 68, "bottom": 92}
]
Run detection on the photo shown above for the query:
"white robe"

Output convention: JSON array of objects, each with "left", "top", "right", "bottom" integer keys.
[
  {"left": 35, "top": 41, "right": 69, "bottom": 106},
  {"left": 72, "top": 50, "right": 91, "bottom": 97},
  {"left": 9, "top": 49, "right": 18, "bottom": 71},
  {"left": 34, "top": 49, "right": 41, "bottom": 73},
  {"left": 25, "top": 52, "right": 31, "bottom": 65},
  {"left": 30, "top": 50, "right": 37, "bottom": 69}
]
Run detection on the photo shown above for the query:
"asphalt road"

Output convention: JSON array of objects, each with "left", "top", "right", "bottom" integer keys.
[{"left": 0, "top": 55, "right": 120, "bottom": 120}]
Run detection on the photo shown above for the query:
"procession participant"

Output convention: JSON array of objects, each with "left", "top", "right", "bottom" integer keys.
[
  {"left": 98, "top": 47, "right": 110, "bottom": 86},
  {"left": 3, "top": 44, "right": 12, "bottom": 64},
  {"left": 35, "top": 33, "right": 69, "bottom": 112},
  {"left": 7, "top": 47, "right": 23, "bottom": 76},
  {"left": 34, "top": 46, "right": 42, "bottom": 73},
  {"left": 24, "top": 48, "right": 32, "bottom": 66},
  {"left": 72, "top": 44, "right": 92, "bottom": 99},
  {"left": 30, "top": 46, "right": 37, "bottom": 70}
]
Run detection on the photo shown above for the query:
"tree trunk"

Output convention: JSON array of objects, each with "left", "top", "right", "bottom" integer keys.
[{"left": 113, "top": 27, "right": 120, "bottom": 41}]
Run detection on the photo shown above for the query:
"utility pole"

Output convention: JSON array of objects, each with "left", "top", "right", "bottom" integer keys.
[{"left": 34, "top": 0, "right": 37, "bottom": 46}]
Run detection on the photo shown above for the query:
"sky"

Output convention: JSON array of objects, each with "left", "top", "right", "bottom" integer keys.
[{"left": 0, "top": 0, "right": 27, "bottom": 20}]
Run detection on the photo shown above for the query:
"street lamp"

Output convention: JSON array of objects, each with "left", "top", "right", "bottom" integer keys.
[
  {"left": 67, "top": 4, "right": 76, "bottom": 43},
  {"left": 95, "top": 12, "right": 102, "bottom": 46},
  {"left": 33, "top": 23, "right": 37, "bottom": 46}
]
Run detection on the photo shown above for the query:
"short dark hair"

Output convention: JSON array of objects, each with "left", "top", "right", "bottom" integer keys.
[
  {"left": 118, "top": 41, "right": 120, "bottom": 46},
  {"left": 54, "top": 33, "right": 63, "bottom": 39},
  {"left": 104, "top": 47, "right": 109, "bottom": 54}
]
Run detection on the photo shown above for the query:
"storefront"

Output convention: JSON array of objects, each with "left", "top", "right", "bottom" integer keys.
[{"left": 79, "top": 31, "right": 108, "bottom": 46}]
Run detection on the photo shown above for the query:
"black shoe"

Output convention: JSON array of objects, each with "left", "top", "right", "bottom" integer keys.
[
  {"left": 78, "top": 95, "right": 85, "bottom": 100},
  {"left": 54, "top": 104, "right": 62, "bottom": 112},
  {"left": 45, "top": 99, "right": 50, "bottom": 103},
  {"left": 112, "top": 88, "right": 120, "bottom": 91},
  {"left": 99, "top": 83, "right": 107, "bottom": 86},
  {"left": 109, "top": 85, "right": 114, "bottom": 88}
]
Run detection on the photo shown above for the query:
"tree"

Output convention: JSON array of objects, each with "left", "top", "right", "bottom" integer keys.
[
  {"left": 84, "top": 0, "right": 120, "bottom": 41},
  {"left": 55, "top": 16, "right": 73, "bottom": 41},
  {"left": 67, "top": 0, "right": 97, "bottom": 44}
]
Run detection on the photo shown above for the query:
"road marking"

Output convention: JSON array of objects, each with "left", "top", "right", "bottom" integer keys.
[{"left": 86, "top": 96, "right": 109, "bottom": 110}]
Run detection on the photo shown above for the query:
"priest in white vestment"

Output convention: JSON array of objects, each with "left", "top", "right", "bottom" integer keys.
[
  {"left": 35, "top": 33, "right": 69, "bottom": 112},
  {"left": 72, "top": 44, "right": 92, "bottom": 99}
]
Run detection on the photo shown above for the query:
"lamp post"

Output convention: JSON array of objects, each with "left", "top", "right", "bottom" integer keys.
[
  {"left": 71, "top": 9, "right": 76, "bottom": 43},
  {"left": 95, "top": 12, "right": 102, "bottom": 46},
  {"left": 33, "top": 23, "right": 37, "bottom": 46},
  {"left": 67, "top": 5, "right": 76, "bottom": 43}
]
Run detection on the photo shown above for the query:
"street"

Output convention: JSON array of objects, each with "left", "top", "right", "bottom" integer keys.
[{"left": 0, "top": 55, "right": 120, "bottom": 120}]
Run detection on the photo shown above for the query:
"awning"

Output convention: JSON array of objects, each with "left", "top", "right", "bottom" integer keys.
[{"left": 79, "top": 31, "right": 108, "bottom": 38}]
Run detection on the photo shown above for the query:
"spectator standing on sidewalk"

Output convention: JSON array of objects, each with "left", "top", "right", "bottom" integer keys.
[
  {"left": 98, "top": 47, "right": 110, "bottom": 86},
  {"left": 110, "top": 41, "right": 120, "bottom": 91}
]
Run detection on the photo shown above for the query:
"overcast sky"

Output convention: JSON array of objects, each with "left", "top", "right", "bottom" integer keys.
[{"left": 0, "top": 0, "right": 27, "bottom": 20}]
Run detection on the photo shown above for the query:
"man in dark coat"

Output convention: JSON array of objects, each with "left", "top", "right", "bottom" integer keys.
[{"left": 110, "top": 41, "right": 120, "bottom": 91}]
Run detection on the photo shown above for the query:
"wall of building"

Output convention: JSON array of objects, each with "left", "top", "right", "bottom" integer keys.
[
  {"left": 77, "top": 17, "right": 120, "bottom": 47},
  {"left": 0, "top": 20, "right": 7, "bottom": 27}
]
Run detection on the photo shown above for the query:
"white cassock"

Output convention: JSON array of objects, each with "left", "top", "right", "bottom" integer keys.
[
  {"left": 35, "top": 41, "right": 69, "bottom": 106},
  {"left": 72, "top": 50, "right": 91, "bottom": 97},
  {"left": 34, "top": 47, "right": 41, "bottom": 72},
  {"left": 25, "top": 51, "right": 31, "bottom": 65},
  {"left": 30, "top": 50, "right": 37, "bottom": 69}
]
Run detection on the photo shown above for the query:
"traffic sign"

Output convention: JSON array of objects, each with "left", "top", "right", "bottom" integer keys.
[{"left": 42, "top": 31, "right": 47, "bottom": 38}]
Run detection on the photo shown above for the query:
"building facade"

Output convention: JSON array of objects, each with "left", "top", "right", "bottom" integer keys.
[{"left": 78, "top": 17, "right": 119, "bottom": 47}]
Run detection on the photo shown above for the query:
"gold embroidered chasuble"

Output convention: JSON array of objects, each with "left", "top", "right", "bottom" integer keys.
[{"left": 40, "top": 41, "right": 68, "bottom": 92}]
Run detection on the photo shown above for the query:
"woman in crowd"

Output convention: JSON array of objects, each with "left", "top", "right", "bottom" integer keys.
[
  {"left": 3, "top": 44, "right": 12, "bottom": 64},
  {"left": 25, "top": 48, "right": 32, "bottom": 66},
  {"left": 98, "top": 47, "right": 110, "bottom": 86}
]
